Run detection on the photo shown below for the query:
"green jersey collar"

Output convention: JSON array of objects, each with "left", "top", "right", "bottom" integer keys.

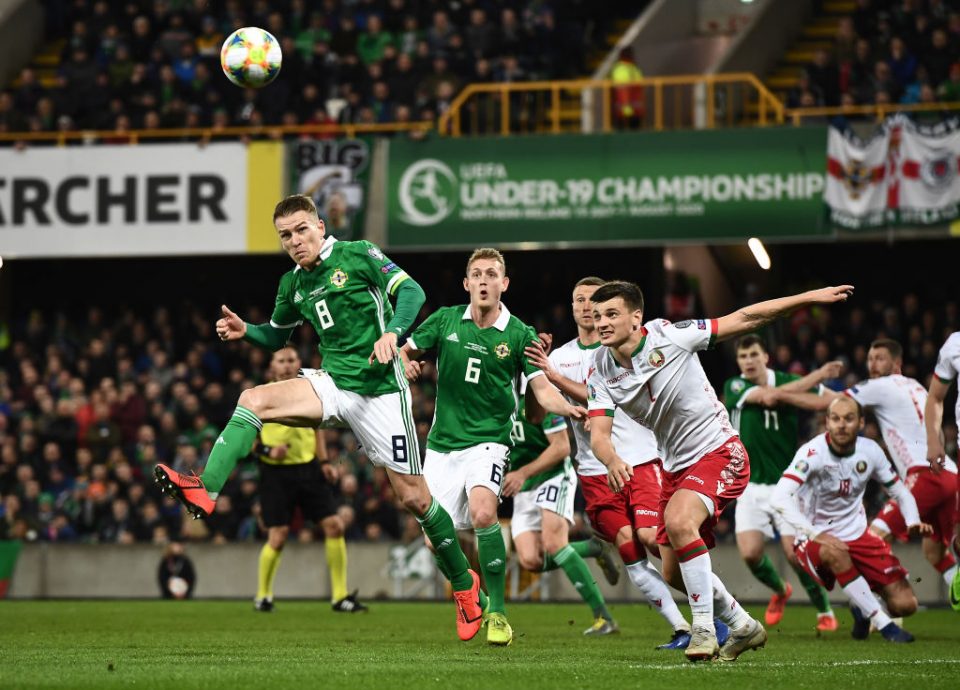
[
  {"left": 630, "top": 327, "right": 648, "bottom": 358},
  {"left": 462, "top": 302, "right": 511, "bottom": 331},
  {"left": 577, "top": 339, "right": 601, "bottom": 350}
]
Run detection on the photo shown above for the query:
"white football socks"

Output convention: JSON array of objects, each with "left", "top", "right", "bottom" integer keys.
[
  {"left": 625, "top": 559, "right": 689, "bottom": 631},
  {"left": 843, "top": 576, "right": 892, "bottom": 629},
  {"left": 711, "top": 573, "right": 752, "bottom": 629}
]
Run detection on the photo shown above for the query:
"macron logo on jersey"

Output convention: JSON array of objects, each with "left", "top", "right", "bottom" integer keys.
[{"left": 446, "top": 332, "right": 460, "bottom": 343}]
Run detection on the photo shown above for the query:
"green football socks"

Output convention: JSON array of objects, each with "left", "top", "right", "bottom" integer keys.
[
  {"left": 541, "top": 539, "right": 602, "bottom": 571},
  {"left": 201, "top": 406, "right": 261, "bottom": 494},
  {"left": 476, "top": 523, "right": 507, "bottom": 614},
  {"left": 749, "top": 553, "right": 787, "bottom": 595},
  {"left": 418, "top": 499, "right": 473, "bottom": 591},
  {"left": 553, "top": 544, "right": 612, "bottom": 620},
  {"left": 795, "top": 564, "right": 833, "bottom": 614}
]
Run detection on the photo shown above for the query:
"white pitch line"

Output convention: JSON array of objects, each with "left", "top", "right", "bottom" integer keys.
[{"left": 629, "top": 659, "right": 960, "bottom": 671}]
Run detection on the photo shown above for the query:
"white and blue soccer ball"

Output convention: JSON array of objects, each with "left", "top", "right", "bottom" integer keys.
[{"left": 220, "top": 27, "right": 282, "bottom": 88}]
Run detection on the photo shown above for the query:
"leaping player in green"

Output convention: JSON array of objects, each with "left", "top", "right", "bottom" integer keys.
[
  {"left": 402, "top": 248, "right": 587, "bottom": 646},
  {"left": 154, "top": 194, "right": 485, "bottom": 642}
]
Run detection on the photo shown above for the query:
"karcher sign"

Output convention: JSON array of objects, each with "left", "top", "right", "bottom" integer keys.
[{"left": 0, "top": 143, "right": 269, "bottom": 257}]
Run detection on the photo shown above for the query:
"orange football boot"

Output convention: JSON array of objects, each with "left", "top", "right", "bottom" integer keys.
[
  {"left": 452, "top": 569, "right": 484, "bottom": 641},
  {"left": 154, "top": 464, "right": 215, "bottom": 519},
  {"left": 764, "top": 582, "right": 793, "bottom": 626}
]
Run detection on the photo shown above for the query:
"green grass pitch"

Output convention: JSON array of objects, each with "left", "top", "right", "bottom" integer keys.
[{"left": 1, "top": 601, "right": 958, "bottom": 689}]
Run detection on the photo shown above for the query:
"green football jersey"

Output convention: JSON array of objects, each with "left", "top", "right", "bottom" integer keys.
[
  {"left": 269, "top": 237, "right": 411, "bottom": 396},
  {"left": 724, "top": 369, "right": 803, "bottom": 485},
  {"left": 408, "top": 303, "right": 541, "bottom": 452},
  {"left": 509, "top": 399, "right": 568, "bottom": 492}
]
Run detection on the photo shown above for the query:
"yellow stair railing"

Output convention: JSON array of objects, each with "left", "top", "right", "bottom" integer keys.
[
  {"left": 438, "top": 73, "right": 786, "bottom": 137},
  {"left": 785, "top": 101, "right": 960, "bottom": 126}
]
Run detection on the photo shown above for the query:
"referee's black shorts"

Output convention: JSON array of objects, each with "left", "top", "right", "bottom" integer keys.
[{"left": 258, "top": 459, "right": 338, "bottom": 528}]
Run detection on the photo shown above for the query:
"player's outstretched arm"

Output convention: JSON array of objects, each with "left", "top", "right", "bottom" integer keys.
[
  {"left": 765, "top": 388, "right": 838, "bottom": 411},
  {"left": 225, "top": 303, "right": 297, "bottom": 352},
  {"left": 524, "top": 340, "right": 589, "bottom": 404},
  {"left": 777, "top": 360, "right": 844, "bottom": 393},
  {"left": 714, "top": 286, "right": 854, "bottom": 344},
  {"left": 770, "top": 474, "right": 823, "bottom": 540},
  {"left": 217, "top": 304, "right": 247, "bottom": 341},
  {"left": 588, "top": 414, "right": 632, "bottom": 493},
  {"left": 528, "top": 375, "right": 587, "bottom": 420},
  {"left": 924, "top": 376, "right": 950, "bottom": 473}
]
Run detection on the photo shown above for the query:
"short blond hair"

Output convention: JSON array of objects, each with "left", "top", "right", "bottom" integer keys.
[{"left": 466, "top": 248, "right": 506, "bottom": 276}]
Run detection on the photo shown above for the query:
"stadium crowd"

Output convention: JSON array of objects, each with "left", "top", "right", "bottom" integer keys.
[
  {"left": 791, "top": 0, "right": 960, "bottom": 109},
  {"left": 0, "top": 266, "right": 956, "bottom": 547},
  {"left": 0, "top": 0, "right": 622, "bottom": 137}
]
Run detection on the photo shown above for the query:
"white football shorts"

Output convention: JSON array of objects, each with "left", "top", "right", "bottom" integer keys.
[
  {"left": 734, "top": 481, "right": 796, "bottom": 538},
  {"left": 301, "top": 368, "right": 421, "bottom": 475},
  {"left": 423, "top": 443, "right": 510, "bottom": 530},
  {"left": 510, "top": 459, "right": 578, "bottom": 537}
]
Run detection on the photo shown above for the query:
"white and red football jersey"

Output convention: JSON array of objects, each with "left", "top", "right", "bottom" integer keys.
[
  {"left": 549, "top": 337, "right": 658, "bottom": 476},
  {"left": 934, "top": 332, "right": 960, "bottom": 424},
  {"left": 587, "top": 318, "right": 735, "bottom": 473},
  {"left": 845, "top": 375, "right": 957, "bottom": 476},
  {"left": 783, "top": 434, "right": 902, "bottom": 541}
]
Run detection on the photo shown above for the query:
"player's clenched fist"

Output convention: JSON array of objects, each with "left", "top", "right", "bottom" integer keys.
[{"left": 216, "top": 305, "right": 246, "bottom": 341}]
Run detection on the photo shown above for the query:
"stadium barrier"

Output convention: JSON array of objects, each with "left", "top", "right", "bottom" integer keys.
[{"left": 6, "top": 540, "right": 948, "bottom": 605}]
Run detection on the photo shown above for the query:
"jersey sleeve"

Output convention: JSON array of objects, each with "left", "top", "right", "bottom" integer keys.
[
  {"left": 587, "top": 366, "right": 615, "bottom": 418},
  {"left": 270, "top": 273, "right": 304, "bottom": 329},
  {"left": 844, "top": 379, "right": 879, "bottom": 407},
  {"left": 519, "top": 325, "right": 544, "bottom": 380},
  {"left": 867, "top": 443, "right": 900, "bottom": 487},
  {"left": 782, "top": 445, "right": 820, "bottom": 484},
  {"left": 541, "top": 413, "right": 568, "bottom": 435},
  {"left": 348, "top": 240, "right": 412, "bottom": 297},
  {"left": 406, "top": 308, "right": 446, "bottom": 352},
  {"left": 661, "top": 318, "right": 717, "bottom": 352},
  {"left": 934, "top": 336, "right": 960, "bottom": 383}
]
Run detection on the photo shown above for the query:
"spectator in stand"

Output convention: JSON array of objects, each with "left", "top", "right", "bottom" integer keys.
[
  {"left": 938, "top": 62, "right": 960, "bottom": 100},
  {"left": 888, "top": 36, "right": 918, "bottom": 87},
  {"left": 807, "top": 49, "right": 841, "bottom": 106}
]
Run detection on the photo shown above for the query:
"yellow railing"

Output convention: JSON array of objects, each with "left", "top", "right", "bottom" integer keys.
[
  {"left": 785, "top": 101, "right": 960, "bottom": 125},
  {"left": 438, "top": 73, "right": 785, "bottom": 136},
  {"left": 0, "top": 121, "right": 433, "bottom": 146}
]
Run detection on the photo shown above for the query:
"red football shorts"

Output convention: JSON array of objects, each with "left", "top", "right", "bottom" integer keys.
[
  {"left": 872, "top": 467, "right": 958, "bottom": 546},
  {"left": 795, "top": 529, "right": 908, "bottom": 591},
  {"left": 580, "top": 461, "right": 662, "bottom": 543},
  {"left": 655, "top": 436, "right": 750, "bottom": 548}
]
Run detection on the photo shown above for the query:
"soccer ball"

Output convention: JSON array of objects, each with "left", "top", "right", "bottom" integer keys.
[
  {"left": 220, "top": 27, "right": 282, "bottom": 88},
  {"left": 168, "top": 576, "right": 189, "bottom": 599}
]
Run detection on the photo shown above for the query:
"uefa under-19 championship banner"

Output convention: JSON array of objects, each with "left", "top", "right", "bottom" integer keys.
[
  {"left": 0, "top": 141, "right": 285, "bottom": 258},
  {"left": 826, "top": 115, "right": 960, "bottom": 229},
  {"left": 386, "top": 128, "right": 830, "bottom": 248}
]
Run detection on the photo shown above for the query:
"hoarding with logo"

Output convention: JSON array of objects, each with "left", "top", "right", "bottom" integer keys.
[
  {"left": 0, "top": 142, "right": 284, "bottom": 258},
  {"left": 386, "top": 128, "right": 830, "bottom": 248},
  {"left": 286, "top": 138, "right": 373, "bottom": 242}
]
